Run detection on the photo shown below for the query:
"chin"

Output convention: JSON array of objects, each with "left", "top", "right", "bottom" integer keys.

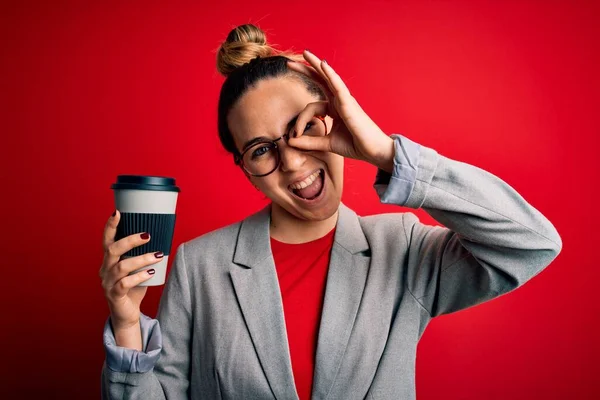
[
  {"left": 274, "top": 200, "right": 338, "bottom": 223},
  {"left": 297, "top": 199, "right": 340, "bottom": 221}
]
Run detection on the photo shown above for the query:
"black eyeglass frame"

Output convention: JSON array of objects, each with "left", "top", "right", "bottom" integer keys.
[
  {"left": 233, "top": 115, "right": 329, "bottom": 178},
  {"left": 234, "top": 132, "right": 292, "bottom": 177}
]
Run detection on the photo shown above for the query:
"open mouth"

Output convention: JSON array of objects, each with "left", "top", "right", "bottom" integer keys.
[{"left": 288, "top": 169, "right": 325, "bottom": 201}]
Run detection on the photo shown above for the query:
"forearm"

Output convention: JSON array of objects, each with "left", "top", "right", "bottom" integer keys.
[
  {"left": 377, "top": 133, "right": 561, "bottom": 250},
  {"left": 418, "top": 146, "right": 561, "bottom": 251},
  {"left": 373, "top": 133, "right": 561, "bottom": 316},
  {"left": 101, "top": 244, "right": 191, "bottom": 397}
]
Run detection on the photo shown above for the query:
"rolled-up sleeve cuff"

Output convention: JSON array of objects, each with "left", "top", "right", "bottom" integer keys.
[
  {"left": 373, "top": 133, "right": 421, "bottom": 205},
  {"left": 103, "top": 313, "right": 162, "bottom": 373}
]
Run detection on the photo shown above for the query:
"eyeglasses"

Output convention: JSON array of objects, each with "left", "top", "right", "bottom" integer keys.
[{"left": 234, "top": 115, "right": 328, "bottom": 177}]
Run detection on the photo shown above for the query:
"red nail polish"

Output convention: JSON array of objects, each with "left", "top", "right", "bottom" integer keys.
[
  {"left": 154, "top": 251, "right": 164, "bottom": 258},
  {"left": 140, "top": 232, "right": 150, "bottom": 240},
  {"left": 112, "top": 210, "right": 116, "bottom": 217},
  {"left": 147, "top": 269, "right": 155, "bottom": 275}
]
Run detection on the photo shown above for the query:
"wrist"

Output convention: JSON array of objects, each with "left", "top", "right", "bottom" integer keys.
[
  {"left": 367, "top": 135, "right": 395, "bottom": 173},
  {"left": 109, "top": 312, "right": 140, "bottom": 331}
]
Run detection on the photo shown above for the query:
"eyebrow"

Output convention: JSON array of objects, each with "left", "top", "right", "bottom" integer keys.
[{"left": 241, "top": 113, "right": 300, "bottom": 152}]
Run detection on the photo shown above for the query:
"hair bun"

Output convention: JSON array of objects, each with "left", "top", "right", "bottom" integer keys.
[{"left": 217, "top": 24, "right": 274, "bottom": 77}]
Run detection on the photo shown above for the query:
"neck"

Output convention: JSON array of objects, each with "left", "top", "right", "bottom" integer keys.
[{"left": 269, "top": 203, "right": 338, "bottom": 244}]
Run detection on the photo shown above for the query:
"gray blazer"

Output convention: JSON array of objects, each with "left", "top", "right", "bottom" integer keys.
[{"left": 101, "top": 134, "right": 562, "bottom": 399}]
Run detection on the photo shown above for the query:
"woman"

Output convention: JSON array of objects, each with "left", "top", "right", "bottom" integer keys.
[{"left": 99, "top": 24, "right": 562, "bottom": 400}]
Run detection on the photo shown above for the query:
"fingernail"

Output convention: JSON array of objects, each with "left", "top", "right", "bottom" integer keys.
[
  {"left": 112, "top": 210, "right": 117, "bottom": 217},
  {"left": 322, "top": 59, "right": 328, "bottom": 65},
  {"left": 147, "top": 269, "right": 155, "bottom": 275},
  {"left": 154, "top": 251, "right": 164, "bottom": 258},
  {"left": 305, "top": 49, "right": 311, "bottom": 53},
  {"left": 140, "top": 232, "right": 150, "bottom": 240}
]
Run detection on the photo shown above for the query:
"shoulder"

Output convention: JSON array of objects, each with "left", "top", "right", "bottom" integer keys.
[
  {"left": 355, "top": 210, "right": 424, "bottom": 248},
  {"left": 178, "top": 218, "right": 242, "bottom": 267},
  {"left": 358, "top": 211, "right": 416, "bottom": 233},
  {"left": 186, "top": 219, "right": 241, "bottom": 249}
]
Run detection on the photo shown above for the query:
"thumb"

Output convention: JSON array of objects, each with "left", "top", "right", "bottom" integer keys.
[{"left": 288, "top": 135, "right": 331, "bottom": 153}]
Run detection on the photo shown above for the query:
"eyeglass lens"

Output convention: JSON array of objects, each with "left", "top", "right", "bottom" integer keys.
[{"left": 242, "top": 115, "right": 327, "bottom": 176}]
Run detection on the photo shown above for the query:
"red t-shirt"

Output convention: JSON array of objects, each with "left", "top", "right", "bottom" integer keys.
[{"left": 270, "top": 226, "right": 336, "bottom": 400}]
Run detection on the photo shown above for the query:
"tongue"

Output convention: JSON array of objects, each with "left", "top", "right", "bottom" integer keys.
[{"left": 294, "top": 172, "right": 323, "bottom": 199}]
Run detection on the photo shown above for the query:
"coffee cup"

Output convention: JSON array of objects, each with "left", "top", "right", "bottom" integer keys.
[{"left": 111, "top": 175, "right": 180, "bottom": 286}]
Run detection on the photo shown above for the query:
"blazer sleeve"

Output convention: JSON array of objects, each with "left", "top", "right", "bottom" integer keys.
[
  {"left": 101, "top": 243, "right": 192, "bottom": 399},
  {"left": 374, "top": 134, "right": 562, "bottom": 317}
]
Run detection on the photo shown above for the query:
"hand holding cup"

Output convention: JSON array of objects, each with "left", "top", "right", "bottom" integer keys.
[
  {"left": 99, "top": 210, "right": 164, "bottom": 330},
  {"left": 99, "top": 175, "right": 179, "bottom": 349}
]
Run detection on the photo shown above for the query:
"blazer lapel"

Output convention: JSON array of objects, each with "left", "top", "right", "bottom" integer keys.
[
  {"left": 311, "top": 203, "right": 370, "bottom": 400},
  {"left": 230, "top": 203, "right": 299, "bottom": 400}
]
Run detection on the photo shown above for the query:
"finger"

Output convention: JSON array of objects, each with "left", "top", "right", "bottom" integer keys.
[
  {"left": 300, "top": 50, "right": 336, "bottom": 95},
  {"left": 106, "top": 251, "right": 164, "bottom": 287},
  {"left": 288, "top": 134, "right": 332, "bottom": 153},
  {"left": 110, "top": 269, "right": 155, "bottom": 297},
  {"left": 100, "top": 210, "right": 121, "bottom": 277},
  {"left": 291, "top": 101, "right": 329, "bottom": 138},
  {"left": 301, "top": 50, "right": 327, "bottom": 78},
  {"left": 105, "top": 231, "right": 151, "bottom": 272},
  {"left": 287, "top": 61, "right": 334, "bottom": 100},
  {"left": 320, "top": 59, "right": 351, "bottom": 98},
  {"left": 103, "top": 209, "right": 120, "bottom": 251}
]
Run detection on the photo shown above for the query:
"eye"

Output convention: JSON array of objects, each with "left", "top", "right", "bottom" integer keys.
[
  {"left": 303, "top": 122, "right": 317, "bottom": 135},
  {"left": 251, "top": 145, "right": 270, "bottom": 160}
]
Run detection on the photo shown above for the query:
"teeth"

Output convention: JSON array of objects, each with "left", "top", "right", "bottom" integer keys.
[{"left": 289, "top": 170, "right": 321, "bottom": 190}]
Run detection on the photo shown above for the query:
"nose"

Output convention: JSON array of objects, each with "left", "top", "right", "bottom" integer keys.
[{"left": 278, "top": 136, "right": 308, "bottom": 173}]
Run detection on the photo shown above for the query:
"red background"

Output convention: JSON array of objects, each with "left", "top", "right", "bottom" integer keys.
[{"left": 2, "top": 0, "right": 598, "bottom": 398}]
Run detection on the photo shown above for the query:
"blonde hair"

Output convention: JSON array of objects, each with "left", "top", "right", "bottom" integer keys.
[{"left": 216, "top": 23, "right": 304, "bottom": 77}]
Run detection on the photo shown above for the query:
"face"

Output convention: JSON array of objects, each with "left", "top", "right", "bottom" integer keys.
[{"left": 228, "top": 75, "right": 343, "bottom": 222}]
